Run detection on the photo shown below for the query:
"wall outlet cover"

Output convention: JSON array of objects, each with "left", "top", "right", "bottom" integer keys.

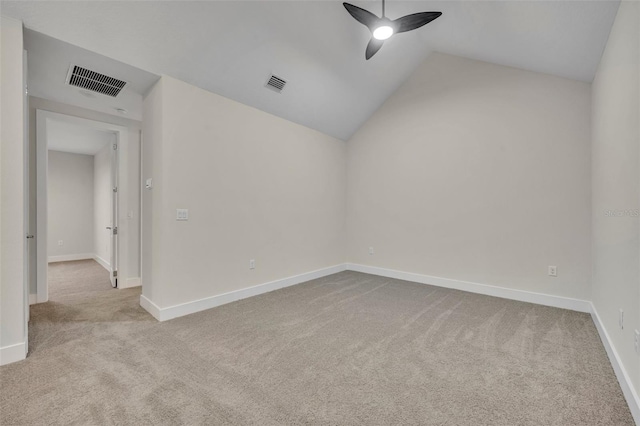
[{"left": 176, "top": 209, "right": 189, "bottom": 221}]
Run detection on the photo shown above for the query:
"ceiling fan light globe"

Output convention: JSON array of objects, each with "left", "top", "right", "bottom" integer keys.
[{"left": 373, "top": 25, "right": 394, "bottom": 40}]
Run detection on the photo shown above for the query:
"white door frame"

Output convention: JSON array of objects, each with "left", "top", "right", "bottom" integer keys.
[
  {"left": 23, "top": 50, "right": 30, "bottom": 353},
  {"left": 109, "top": 133, "right": 119, "bottom": 288},
  {"left": 35, "top": 110, "right": 129, "bottom": 302}
]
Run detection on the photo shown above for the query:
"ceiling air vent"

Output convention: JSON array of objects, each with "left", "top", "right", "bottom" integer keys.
[
  {"left": 265, "top": 75, "right": 286, "bottom": 93},
  {"left": 66, "top": 65, "right": 127, "bottom": 97}
]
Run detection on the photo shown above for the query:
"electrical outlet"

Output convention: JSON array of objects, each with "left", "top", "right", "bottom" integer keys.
[
  {"left": 58, "top": 240, "right": 63, "bottom": 246},
  {"left": 619, "top": 309, "right": 624, "bottom": 330},
  {"left": 634, "top": 330, "right": 640, "bottom": 355},
  {"left": 249, "top": 259, "right": 255, "bottom": 270},
  {"left": 548, "top": 265, "right": 557, "bottom": 277},
  {"left": 369, "top": 247, "right": 374, "bottom": 255},
  {"left": 176, "top": 209, "right": 189, "bottom": 221}
]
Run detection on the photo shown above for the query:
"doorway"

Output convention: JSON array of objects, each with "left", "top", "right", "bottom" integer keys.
[{"left": 36, "top": 110, "right": 130, "bottom": 302}]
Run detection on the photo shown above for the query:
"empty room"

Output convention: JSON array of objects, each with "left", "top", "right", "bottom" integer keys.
[{"left": 0, "top": 0, "right": 638, "bottom": 425}]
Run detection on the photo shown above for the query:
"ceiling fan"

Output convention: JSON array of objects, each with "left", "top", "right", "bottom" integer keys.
[{"left": 343, "top": 0, "right": 442, "bottom": 60}]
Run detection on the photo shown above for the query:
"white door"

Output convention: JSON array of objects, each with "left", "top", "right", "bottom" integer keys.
[{"left": 110, "top": 136, "right": 118, "bottom": 288}]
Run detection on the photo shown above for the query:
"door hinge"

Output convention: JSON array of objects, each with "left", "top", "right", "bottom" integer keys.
[
  {"left": 113, "top": 227, "right": 118, "bottom": 235},
  {"left": 113, "top": 270, "right": 118, "bottom": 278},
  {"left": 113, "top": 143, "right": 118, "bottom": 150},
  {"left": 113, "top": 187, "right": 118, "bottom": 193}
]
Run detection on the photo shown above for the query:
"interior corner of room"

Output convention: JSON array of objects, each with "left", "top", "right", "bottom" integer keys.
[{"left": 0, "top": 1, "right": 639, "bottom": 424}]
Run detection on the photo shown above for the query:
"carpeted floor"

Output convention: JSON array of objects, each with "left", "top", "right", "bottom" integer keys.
[{"left": 0, "top": 260, "right": 633, "bottom": 425}]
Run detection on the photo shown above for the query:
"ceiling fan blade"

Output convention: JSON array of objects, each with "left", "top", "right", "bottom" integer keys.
[
  {"left": 343, "top": 2, "right": 380, "bottom": 30},
  {"left": 365, "top": 38, "right": 384, "bottom": 60},
  {"left": 393, "top": 11, "right": 442, "bottom": 34}
]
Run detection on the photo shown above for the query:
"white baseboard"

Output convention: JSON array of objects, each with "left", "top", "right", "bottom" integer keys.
[
  {"left": 141, "top": 262, "right": 591, "bottom": 320},
  {"left": 29, "top": 293, "right": 37, "bottom": 305},
  {"left": 0, "top": 341, "right": 26, "bottom": 366},
  {"left": 346, "top": 263, "right": 591, "bottom": 313},
  {"left": 48, "top": 253, "right": 94, "bottom": 263},
  {"left": 140, "top": 264, "right": 347, "bottom": 322},
  {"left": 590, "top": 304, "right": 640, "bottom": 424},
  {"left": 93, "top": 254, "right": 110, "bottom": 271},
  {"left": 139, "top": 294, "right": 162, "bottom": 321},
  {"left": 119, "top": 277, "right": 141, "bottom": 289}
]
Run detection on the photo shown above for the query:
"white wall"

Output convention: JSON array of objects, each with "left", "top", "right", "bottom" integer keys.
[
  {"left": 142, "top": 76, "right": 346, "bottom": 310},
  {"left": 141, "top": 79, "right": 163, "bottom": 303},
  {"left": 28, "top": 97, "right": 142, "bottom": 294},
  {"left": 346, "top": 53, "right": 592, "bottom": 301},
  {"left": 591, "top": 0, "right": 640, "bottom": 398},
  {"left": 0, "top": 16, "right": 26, "bottom": 364},
  {"left": 47, "top": 151, "right": 94, "bottom": 259},
  {"left": 93, "top": 142, "right": 112, "bottom": 267}
]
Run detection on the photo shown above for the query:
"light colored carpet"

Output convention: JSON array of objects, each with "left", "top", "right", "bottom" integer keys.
[{"left": 0, "top": 259, "right": 633, "bottom": 425}]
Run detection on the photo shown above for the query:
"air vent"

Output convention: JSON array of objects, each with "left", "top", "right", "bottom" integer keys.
[
  {"left": 66, "top": 65, "right": 127, "bottom": 97},
  {"left": 265, "top": 75, "right": 286, "bottom": 93}
]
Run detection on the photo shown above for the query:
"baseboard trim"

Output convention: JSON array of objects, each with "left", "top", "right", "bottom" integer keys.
[
  {"left": 0, "top": 341, "right": 26, "bottom": 366},
  {"left": 93, "top": 254, "right": 110, "bottom": 271},
  {"left": 140, "top": 264, "right": 347, "bottom": 322},
  {"left": 346, "top": 263, "right": 591, "bottom": 313},
  {"left": 29, "top": 293, "right": 37, "bottom": 305},
  {"left": 590, "top": 304, "right": 640, "bottom": 424},
  {"left": 119, "top": 277, "right": 141, "bottom": 289},
  {"left": 139, "top": 294, "right": 162, "bottom": 321},
  {"left": 48, "top": 253, "right": 94, "bottom": 263}
]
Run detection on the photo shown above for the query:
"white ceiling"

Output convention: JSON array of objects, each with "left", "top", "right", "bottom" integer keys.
[
  {"left": 2, "top": 1, "right": 620, "bottom": 140},
  {"left": 24, "top": 29, "right": 159, "bottom": 121},
  {"left": 47, "top": 119, "right": 115, "bottom": 156}
]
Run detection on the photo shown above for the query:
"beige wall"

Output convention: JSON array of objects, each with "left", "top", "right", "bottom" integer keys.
[
  {"left": 94, "top": 143, "right": 112, "bottom": 266},
  {"left": 346, "top": 53, "right": 592, "bottom": 300},
  {"left": 28, "top": 97, "right": 142, "bottom": 293},
  {"left": 0, "top": 16, "right": 26, "bottom": 362},
  {"left": 591, "top": 0, "right": 640, "bottom": 394},
  {"left": 47, "top": 151, "right": 94, "bottom": 258},
  {"left": 142, "top": 76, "right": 346, "bottom": 308}
]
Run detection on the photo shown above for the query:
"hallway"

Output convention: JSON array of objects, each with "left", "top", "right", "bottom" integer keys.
[{"left": 29, "top": 260, "right": 153, "bottom": 355}]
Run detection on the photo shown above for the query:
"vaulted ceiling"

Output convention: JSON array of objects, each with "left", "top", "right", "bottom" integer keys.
[{"left": 2, "top": 1, "right": 620, "bottom": 140}]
